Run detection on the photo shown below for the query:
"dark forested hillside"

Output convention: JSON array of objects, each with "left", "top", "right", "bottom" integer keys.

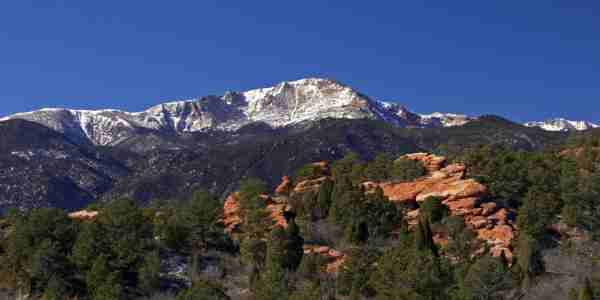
[
  {"left": 0, "top": 117, "right": 569, "bottom": 209},
  {"left": 0, "top": 120, "right": 128, "bottom": 211}
]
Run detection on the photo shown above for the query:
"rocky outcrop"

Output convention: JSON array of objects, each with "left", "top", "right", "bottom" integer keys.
[
  {"left": 377, "top": 153, "right": 516, "bottom": 260},
  {"left": 275, "top": 176, "right": 291, "bottom": 195},
  {"left": 68, "top": 210, "right": 99, "bottom": 221},
  {"left": 293, "top": 176, "right": 330, "bottom": 194},
  {"left": 303, "top": 244, "right": 346, "bottom": 274},
  {"left": 223, "top": 193, "right": 243, "bottom": 234},
  {"left": 398, "top": 153, "right": 448, "bottom": 173},
  {"left": 223, "top": 193, "right": 290, "bottom": 234}
]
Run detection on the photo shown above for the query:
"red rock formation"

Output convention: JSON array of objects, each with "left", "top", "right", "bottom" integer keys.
[
  {"left": 293, "top": 176, "right": 330, "bottom": 194},
  {"left": 223, "top": 193, "right": 290, "bottom": 234},
  {"left": 303, "top": 244, "right": 346, "bottom": 274},
  {"left": 275, "top": 176, "right": 291, "bottom": 195},
  {"left": 68, "top": 210, "right": 99, "bottom": 221},
  {"left": 398, "top": 153, "right": 447, "bottom": 172},
  {"left": 223, "top": 193, "right": 243, "bottom": 233},
  {"left": 376, "top": 153, "right": 516, "bottom": 261}
]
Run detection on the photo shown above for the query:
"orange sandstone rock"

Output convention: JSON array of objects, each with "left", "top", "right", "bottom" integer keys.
[
  {"left": 68, "top": 210, "right": 99, "bottom": 221},
  {"left": 275, "top": 176, "right": 291, "bottom": 194}
]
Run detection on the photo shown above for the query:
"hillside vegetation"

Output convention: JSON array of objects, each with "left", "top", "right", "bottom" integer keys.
[{"left": 1, "top": 131, "right": 599, "bottom": 299}]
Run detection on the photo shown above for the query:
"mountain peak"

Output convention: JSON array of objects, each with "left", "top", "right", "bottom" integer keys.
[{"left": 0, "top": 79, "right": 475, "bottom": 146}]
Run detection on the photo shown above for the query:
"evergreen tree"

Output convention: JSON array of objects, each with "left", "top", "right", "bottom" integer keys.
[
  {"left": 86, "top": 255, "right": 111, "bottom": 296},
  {"left": 329, "top": 176, "right": 355, "bottom": 224},
  {"left": 516, "top": 234, "right": 545, "bottom": 285},
  {"left": 183, "top": 190, "right": 224, "bottom": 253},
  {"left": 138, "top": 250, "right": 161, "bottom": 294},
  {"left": 43, "top": 275, "right": 67, "bottom": 300},
  {"left": 285, "top": 219, "right": 305, "bottom": 271},
  {"left": 580, "top": 278, "right": 593, "bottom": 300},
  {"left": 517, "top": 187, "right": 560, "bottom": 240},
  {"left": 344, "top": 219, "right": 369, "bottom": 245},
  {"left": 289, "top": 281, "right": 321, "bottom": 300},
  {"left": 568, "top": 288, "right": 579, "bottom": 300},
  {"left": 316, "top": 178, "right": 334, "bottom": 218},
  {"left": 420, "top": 196, "right": 448, "bottom": 224},
  {"left": 415, "top": 217, "right": 437, "bottom": 256},
  {"left": 92, "top": 272, "right": 123, "bottom": 300},
  {"left": 462, "top": 255, "right": 514, "bottom": 300},
  {"left": 176, "top": 280, "right": 230, "bottom": 300},
  {"left": 71, "top": 221, "right": 102, "bottom": 271},
  {"left": 338, "top": 247, "right": 377, "bottom": 296},
  {"left": 255, "top": 227, "right": 291, "bottom": 300},
  {"left": 370, "top": 244, "right": 445, "bottom": 300},
  {"left": 446, "top": 216, "right": 477, "bottom": 265},
  {"left": 97, "top": 199, "right": 152, "bottom": 276},
  {"left": 390, "top": 158, "right": 427, "bottom": 182},
  {"left": 580, "top": 172, "right": 600, "bottom": 239},
  {"left": 363, "top": 187, "right": 399, "bottom": 239},
  {"left": 560, "top": 159, "right": 580, "bottom": 227},
  {"left": 238, "top": 178, "right": 272, "bottom": 275},
  {"left": 363, "top": 153, "right": 393, "bottom": 182}
]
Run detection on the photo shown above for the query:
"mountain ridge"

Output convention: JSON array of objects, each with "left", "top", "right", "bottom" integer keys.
[
  {"left": 1, "top": 78, "right": 596, "bottom": 146},
  {"left": 0, "top": 78, "right": 473, "bottom": 146}
]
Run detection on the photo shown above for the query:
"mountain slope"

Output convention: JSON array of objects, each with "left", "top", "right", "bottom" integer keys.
[
  {"left": 1, "top": 78, "right": 473, "bottom": 147},
  {"left": 0, "top": 119, "right": 128, "bottom": 211},
  {"left": 101, "top": 116, "right": 564, "bottom": 203}
]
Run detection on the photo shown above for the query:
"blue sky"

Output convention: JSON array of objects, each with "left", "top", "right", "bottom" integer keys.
[{"left": 0, "top": 1, "right": 599, "bottom": 122}]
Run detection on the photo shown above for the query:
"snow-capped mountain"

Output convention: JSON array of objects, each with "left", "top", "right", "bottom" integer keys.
[
  {"left": 419, "top": 112, "right": 473, "bottom": 127},
  {"left": 0, "top": 78, "right": 473, "bottom": 146},
  {"left": 524, "top": 118, "right": 599, "bottom": 132}
]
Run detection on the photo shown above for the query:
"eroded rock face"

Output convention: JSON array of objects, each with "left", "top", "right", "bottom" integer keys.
[
  {"left": 223, "top": 193, "right": 289, "bottom": 234},
  {"left": 293, "top": 176, "right": 330, "bottom": 195},
  {"left": 377, "top": 153, "right": 516, "bottom": 260}
]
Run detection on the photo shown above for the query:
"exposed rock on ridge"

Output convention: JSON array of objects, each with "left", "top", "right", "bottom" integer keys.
[{"left": 376, "top": 153, "right": 516, "bottom": 260}]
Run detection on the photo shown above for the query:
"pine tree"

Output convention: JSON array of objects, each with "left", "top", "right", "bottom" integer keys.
[
  {"left": 338, "top": 247, "right": 376, "bottom": 296},
  {"left": 71, "top": 222, "right": 102, "bottom": 271},
  {"left": 560, "top": 159, "right": 580, "bottom": 227},
  {"left": 86, "top": 255, "right": 111, "bottom": 296},
  {"left": 138, "top": 250, "right": 161, "bottom": 294},
  {"left": 254, "top": 227, "right": 291, "bottom": 300},
  {"left": 176, "top": 280, "right": 230, "bottom": 300},
  {"left": 415, "top": 217, "right": 437, "bottom": 256},
  {"left": 568, "top": 288, "right": 579, "bottom": 300},
  {"left": 289, "top": 281, "right": 321, "bottom": 300},
  {"left": 580, "top": 278, "right": 593, "bottom": 300},
  {"left": 285, "top": 219, "right": 304, "bottom": 271},
  {"left": 316, "top": 178, "right": 334, "bottom": 218},
  {"left": 43, "top": 275, "right": 67, "bottom": 300},
  {"left": 462, "top": 255, "right": 515, "bottom": 300}
]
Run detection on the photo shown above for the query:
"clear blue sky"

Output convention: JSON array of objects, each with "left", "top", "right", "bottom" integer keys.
[{"left": 1, "top": 1, "right": 599, "bottom": 122}]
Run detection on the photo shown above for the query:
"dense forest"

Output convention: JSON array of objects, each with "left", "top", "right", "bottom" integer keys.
[{"left": 1, "top": 132, "right": 600, "bottom": 300}]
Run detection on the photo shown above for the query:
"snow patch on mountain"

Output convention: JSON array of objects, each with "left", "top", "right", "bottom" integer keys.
[{"left": 524, "top": 118, "right": 599, "bottom": 132}]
